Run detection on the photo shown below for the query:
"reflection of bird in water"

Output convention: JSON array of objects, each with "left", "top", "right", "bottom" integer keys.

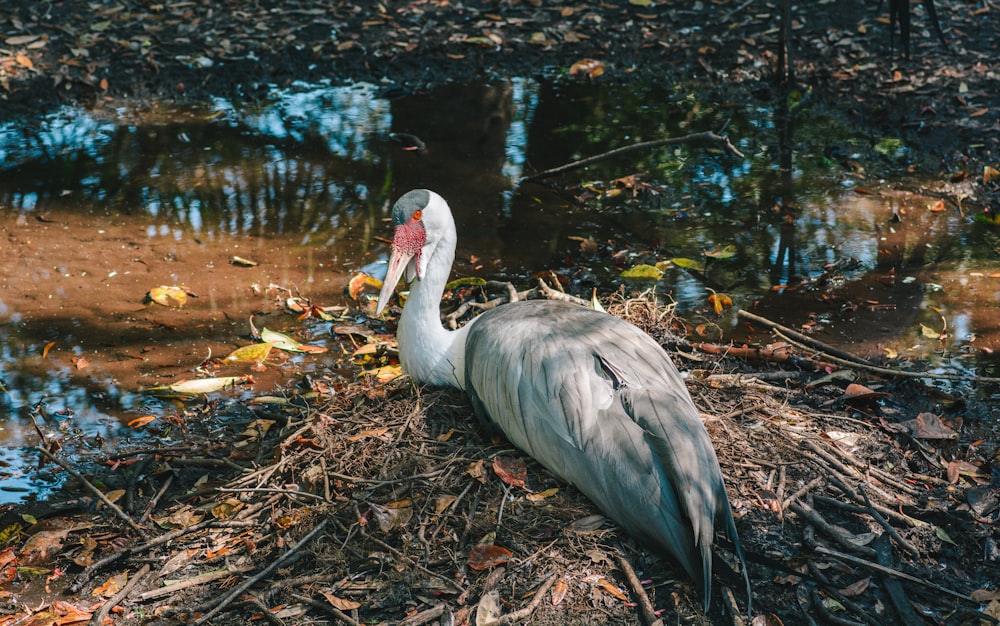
[{"left": 376, "top": 189, "right": 751, "bottom": 612}]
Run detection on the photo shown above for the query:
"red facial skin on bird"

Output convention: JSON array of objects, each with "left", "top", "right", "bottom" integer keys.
[{"left": 393, "top": 220, "right": 426, "bottom": 277}]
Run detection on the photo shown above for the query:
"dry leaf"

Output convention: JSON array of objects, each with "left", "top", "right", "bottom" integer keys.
[
  {"left": 708, "top": 292, "right": 733, "bottom": 315},
  {"left": 224, "top": 342, "right": 275, "bottom": 363},
  {"left": 467, "top": 459, "right": 487, "bottom": 482},
  {"left": 468, "top": 544, "right": 512, "bottom": 570},
  {"left": 20, "top": 529, "right": 69, "bottom": 564},
  {"left": 843, "top": 383, "right": 890, "bottom": 400},
  {"left": 594, "top": 577, "right": 631, "bottom": 603},
  {"left": 985, "top": 166, "right": 1000, "bottom": 184},
  {"left": 838, "top": 577, "right": 871, "bottom": 597},
  {"left": 93, "top": 571, "right": 128, "bottom": 597},
  {"left": 320, "top": 591, "right": 362, "bottom": 611},
  {"left": 435, "top": 495, "right": 457, "bottom": 514},
  {"left": 146, "top": 285, "right": 193, "bottom": 308},
  {"left": 346, "top": 427, "right": 390, "bottom": 442},
  {"left": 146, "top": 376, "right": 249, "bottom": 397},
  {"left": 568, "top": 58, "right": 605, "bottom": 78},
  {"left": 348, "top": 272, "right": 382, "bottom": 300},
  {"left": 526, "top": 487, "right": 559, "bottom": 502},
  {"left": 369, "top": 500, "right": 413, "bottom": 532},
  {"left": 43, "top": 341, "right": 56, "bottom": 358},
  {"left": 127, "top": 415, "right": 157, "bottom": 429},
  {"left": 475, "top": 589, "right": 501, "bottom": 626},
  {"left": 230, "top": 255, "right": 258, "bottom": 267},
  {"left": 551, "top": 577, "right": 569, "bottom": 605},
  {"left": 492, "top": 456, "right": 527, "bottom": 488},
  {"left": 360, "top": 364, "right": 401, "bottom": 382}
]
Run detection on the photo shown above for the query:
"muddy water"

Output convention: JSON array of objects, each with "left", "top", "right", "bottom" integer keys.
[{"left": 1, "top": 80, "right": 998, "bottom": 503}]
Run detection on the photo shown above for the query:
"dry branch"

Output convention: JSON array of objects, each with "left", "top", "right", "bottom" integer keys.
[
  {"left": 89, "top": 564, "right": 150, "bottom": 626},
  {"left": 522, "top": 130, "right": 745, "bottom": 182},
  {"left": 191, "top": 518, "right": 330, "bottom": 625},
  {"left": 481, "top": 573, "right": 558, "bottom": 626},
  {"left": 34, "top": 446, "right": 144, "bottom": 535},
  {"left": 616, "top": 555, "right": 663, "bottom": 626}
]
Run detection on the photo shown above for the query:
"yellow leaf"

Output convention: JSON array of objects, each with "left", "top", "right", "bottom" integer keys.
[
  {"left": 145, "top": 376, "right": 248, "bottom": 397},
  {"left": 444, "top": 276, "right": 487, "bottom": 290},
  {"left": 985, "top": 166, "right": 1000, "bottom": 184},
  {"left": 360, "top": 364, "right": 401, "bottom": 382},
  {"left": 211, "top": 498, "right": 245, "bottom": 519},
  {"left": 260, "top": 328, "right": 327, "bottom": 353},
  {"left": 224, "top": 342, "right": 275, "bottom": 363},
  {"left": 708, "top": 292, "right": 733, "bottom": 315},
  {"left": 42, "top": 341, "right": 56, "bottom": 359},
  {"left": 703, "top": 244, "right": 737, "bottom": 259},
  {"left": 919, "top": 323, "right": 941, "bottom": 339},
  {"left": 670, "top": 257, "right": 705, "bottom": 271},
  {"left": 348, "top": 272, "right": 382, "bottom": 300},
  {"left": 620, "top": 264, "right": 663, "bottom": 280},
  {"left": 98, "top": 490, "right": 125, "bottom": 507},
  {"left": 15, "top": 54, "right": 33, "bottom": 69},
  {"left": 526, "top": 487, "right": 560, "bottom": 502},
  {"left": 146, "top": 285, "right": 192, "bottom": 308}
]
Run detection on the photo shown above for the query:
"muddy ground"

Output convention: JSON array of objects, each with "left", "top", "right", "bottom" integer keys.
[{"left": 1, "top": 1, "right": 999, "bottom": 625}]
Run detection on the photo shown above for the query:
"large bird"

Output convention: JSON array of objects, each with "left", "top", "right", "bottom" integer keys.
[{"left": 376, "top": 189, "right": 750, "bottom": 612}]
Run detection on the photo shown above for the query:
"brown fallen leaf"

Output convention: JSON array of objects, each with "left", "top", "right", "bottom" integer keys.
[
  {"left": 838, "top": 577, "right": 871, "bottom": 597},
  {"left": 346, "top": 427, "right": 390, "bottom": 442},
  {"left": 127, "top": 415, "right": 157, "bottom": 429},
  {"left": 551, "top": 577, "right": 569, "bottom": 605},
  {"left": 468, "top": 544, "right": 512, "bottom": 570},
  {"left": 594, "top": 577, "right": 631, "bottom": 603},
  {"left": 569, "top": 58, "right": 605, "bottom": 78},
  {"left": 493, "top": 455, "right": 527, "bottom": 488},
  {"left": 843, "top": 383, "right": 890, "bottom": 401},
  {"left": 368, "top": 500, "right": 413, "bottom": 532},
  {"left": 20, "top": 529, "right": 70, "bottom": 565},
  {"left": 93, "top": 571, "right": 128, "bottom": 597},
  {"left": 320, "top": 591, "right": 362, "bottom": 611}
]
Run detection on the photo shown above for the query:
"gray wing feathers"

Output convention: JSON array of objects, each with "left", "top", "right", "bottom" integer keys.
[{"left": 464, "top": 300, "right": 742, "bottom": 609}]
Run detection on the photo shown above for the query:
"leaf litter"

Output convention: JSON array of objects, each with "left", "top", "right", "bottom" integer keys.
[{"left": 0, "top": 289, "right": 996, "bottom": 625}]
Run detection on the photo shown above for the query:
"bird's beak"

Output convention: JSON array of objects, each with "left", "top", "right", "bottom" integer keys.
[{"left": 376, "top": 245, "right": 413, "bottom": 315}]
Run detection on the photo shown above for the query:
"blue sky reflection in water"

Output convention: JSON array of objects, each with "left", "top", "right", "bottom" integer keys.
[{"left": 1, "top": 79, "right": 999, "bottom": 504}]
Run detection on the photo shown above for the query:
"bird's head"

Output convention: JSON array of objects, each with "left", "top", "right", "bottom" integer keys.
[{"left": 376, "top": 189, "right": 454, "bottom": 315}]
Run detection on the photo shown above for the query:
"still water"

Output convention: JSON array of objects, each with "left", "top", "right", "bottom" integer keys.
[{"left": 1, "top": 78, "right": 998, "bottom": 503}]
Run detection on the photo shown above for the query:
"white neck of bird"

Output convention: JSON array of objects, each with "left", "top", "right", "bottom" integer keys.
[{"left": 396, "top": 236, "right": 471, "bottom": 389}]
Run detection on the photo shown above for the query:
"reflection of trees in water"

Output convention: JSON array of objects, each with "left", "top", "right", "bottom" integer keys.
[{"left": 0, "top": 120, "right": 389, "bottom": 250}]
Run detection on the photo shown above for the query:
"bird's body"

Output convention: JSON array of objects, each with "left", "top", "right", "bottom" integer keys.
[{"left": 377, "top": 189, "right": 750, "bottom": 612}]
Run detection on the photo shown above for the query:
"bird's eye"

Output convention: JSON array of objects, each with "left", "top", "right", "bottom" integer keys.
[{"left": 412, "top": 209, "right": 423, "bottom": 221}]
